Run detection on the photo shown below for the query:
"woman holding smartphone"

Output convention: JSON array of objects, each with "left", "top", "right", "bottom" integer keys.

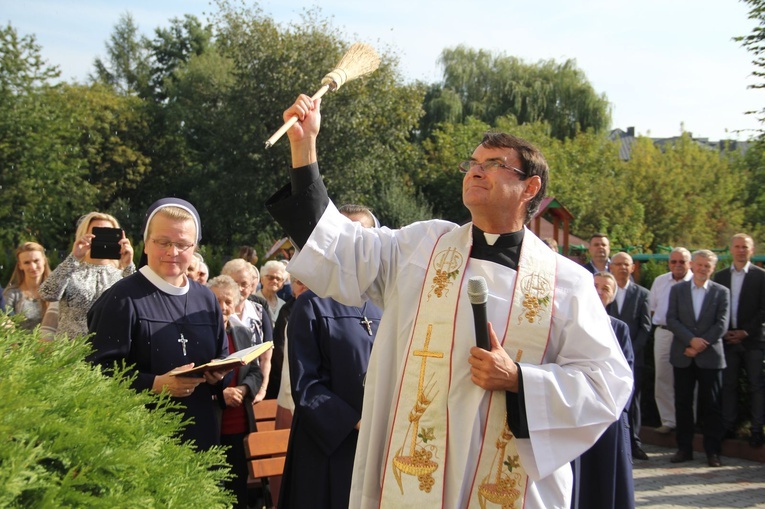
[{"left": 39, "top": 211, "right": 135, "bottom": 339}]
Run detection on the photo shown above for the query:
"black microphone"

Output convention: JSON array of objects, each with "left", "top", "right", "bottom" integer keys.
[{"left": 467, "top": 276, "right": 490, "bottom": 350}]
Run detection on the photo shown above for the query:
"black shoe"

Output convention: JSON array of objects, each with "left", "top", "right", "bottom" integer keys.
[
  {"left": 707, "top": 454, "right": 722, "bottom": 467},
  {"left": 749, "top": 432, "right": 764, "bottom": 448},
  {"left": 670, "top": 450, "right": 693, "bottom": 463},
  {"left": 632, "top": 447, "right": 649, "bottom": 460}
]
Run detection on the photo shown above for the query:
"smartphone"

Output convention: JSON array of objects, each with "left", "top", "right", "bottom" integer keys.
[{"left": 90, "top": 227, "right": 123, "bottom": 260}]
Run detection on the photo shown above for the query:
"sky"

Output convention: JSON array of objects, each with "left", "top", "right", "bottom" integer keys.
[{"left": 3, "top": 0, "right": 762, "bottom": 141}]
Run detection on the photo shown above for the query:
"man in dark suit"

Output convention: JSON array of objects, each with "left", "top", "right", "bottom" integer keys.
[
  {"left": 667, "top": 249, "right": 730, "bottom": 467},
  {"left": 583, "top": 232, "right": 610, "bottom": 274},
  {"left": 608, "top": 252, "right": 652, "bottom": 460},
  {"left": 713, "top": 233, "right": 765, "bottom": 447}
]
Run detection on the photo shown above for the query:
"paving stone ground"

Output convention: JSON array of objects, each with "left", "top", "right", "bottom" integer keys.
[{"left": 634, "top": 443, "right": 765, "bottom": 508}]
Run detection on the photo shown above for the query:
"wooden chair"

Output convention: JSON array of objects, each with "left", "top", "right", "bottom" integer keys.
[
  {"left": 244, "top": 429, "right": 290, "bottom": 509},
  {"left": 253, "top": 398, "right": 278, "bottom": 432}
]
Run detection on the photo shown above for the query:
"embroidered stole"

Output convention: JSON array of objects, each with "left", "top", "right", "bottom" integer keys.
[{"left": 379, "top": 224, "right": 556, "bottom": 508}]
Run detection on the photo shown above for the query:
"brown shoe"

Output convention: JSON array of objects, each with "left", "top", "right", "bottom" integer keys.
[
  {"left": 656, "top": 425, "right": 675, "bottom": 434},
  {"left": 707, "top": 454, "right": 722, "bottom": 467},
  {"left": 670, "top": 450, "right": 693, "bottom": 463}
]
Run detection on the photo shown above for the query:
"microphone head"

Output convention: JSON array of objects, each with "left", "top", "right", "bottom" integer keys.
[{"left": 467, "top": 276, "right": 488, "bottom": 305}]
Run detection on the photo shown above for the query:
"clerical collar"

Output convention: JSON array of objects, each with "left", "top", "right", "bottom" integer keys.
[
  {"left": 472, "top": 225, "right": 524, "bottom": 247},
  {"left": 470, "top": 225, "right": 524, "bottom": 270},
  {"left": 139, "top": 265, "right": 190, "bottom": 295}
]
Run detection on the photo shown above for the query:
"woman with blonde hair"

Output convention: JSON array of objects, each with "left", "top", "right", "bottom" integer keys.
[
  {"left": 39, "top": 211, "right": 135, "bottom": 338},
  {"left": 4, "top": 241, "right": 51, "bottom": 330}
]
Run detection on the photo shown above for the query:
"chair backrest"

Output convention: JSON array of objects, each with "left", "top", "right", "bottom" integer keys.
[
  {"left": 252, "top": 399, "right": 277, "bottom": 424},
  {"left": 244, "top": 429, "right": 290, "bottom": 479},
  {"left": 254, "top": 398, "right": 278, "bottom": 431}
]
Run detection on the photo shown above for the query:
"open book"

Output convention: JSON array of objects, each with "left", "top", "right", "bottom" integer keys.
[{"left": 170, "top": 341, "right": 273, "bottom": 376}]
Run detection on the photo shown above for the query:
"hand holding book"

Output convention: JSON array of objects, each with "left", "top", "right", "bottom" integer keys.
[{"left": 170, "top": 341, "right": 273, "bottom": 376}]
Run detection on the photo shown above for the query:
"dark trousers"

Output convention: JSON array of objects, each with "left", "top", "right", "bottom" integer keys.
[
  {"left": 630, "top": 364, "right": 643, "bottom": 450},
  {"left": 221, "top": 431, "right": 249, "bottom": 509},
  {"left": 722, "top": 344, "right": 764, "bottom": 433},
  {"left": 674, "top": 363, "right": 724, "bottom": 456}
]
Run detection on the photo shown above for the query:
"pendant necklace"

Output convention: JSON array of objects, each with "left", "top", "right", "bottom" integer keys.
[
  {"left": 159, "top": 291, "right": 191, "bottom": 356},
  {"left": 358, "top": 302, "right": 373, "bottom": 336}
]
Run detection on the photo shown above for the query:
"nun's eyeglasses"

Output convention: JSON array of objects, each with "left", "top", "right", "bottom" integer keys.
[{"left": 151, "top": 239, "right": 195, "bottom": 253}]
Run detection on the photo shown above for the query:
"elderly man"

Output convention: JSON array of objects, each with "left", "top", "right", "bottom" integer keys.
[
  {"left": 265, "top": 95, "right": 631, "bottom": 508},
  {"left": 608, "top": 252, "right": 651, "bottom": 460},
  {"left": 713, "top": 233, "right": 765, "bottom": 447},
  {"left": 649, "top": 247, "right": 693, "bottom": 434},
  {"left": 583, "top": 233, "right": 610, "bottom": 274},
  {"left": 667, "top": 250, "right": 729, "bottom": 467},
  {"left": 572, "top": 271, "right": 634, "bottom": 509}
]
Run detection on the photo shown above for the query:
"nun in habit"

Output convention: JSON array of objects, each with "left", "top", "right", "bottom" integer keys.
[{"left": 87, "top": 198, "right": 230, "bottom": 451}]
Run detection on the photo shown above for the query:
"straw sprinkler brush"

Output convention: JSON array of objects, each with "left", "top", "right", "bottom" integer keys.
[{"left": 264, "top": 42, "right": 381, "bottom": 149}]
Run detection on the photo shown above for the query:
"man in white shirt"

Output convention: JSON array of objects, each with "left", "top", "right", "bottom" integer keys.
[{"left": 649, "top": 247, "right": 692, "bottom": 433}]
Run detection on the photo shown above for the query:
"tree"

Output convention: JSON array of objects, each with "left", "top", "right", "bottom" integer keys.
[
  {"left": 149, "top": 14, "right": 213, "bottom": 99},
  {"left": 0, "top": 24, "right": 79, "bottom": 248},
  {"left": 159, "top": 1, "right": 428, "bottom": 247},
  {"left": 92, "top": 12, "right": 151, "bottom": 96},
  {"left": 420, "top": 46, "right": 611, "bottom": 140},
  {"left": 535, "top": 127, "right": 651, "bottom": 249},
  {"left": 737, "top": 0, "right": 765, "bottom": 126},
  {"left": 622, "top": 135, "right": 745, "bottom": 249}
]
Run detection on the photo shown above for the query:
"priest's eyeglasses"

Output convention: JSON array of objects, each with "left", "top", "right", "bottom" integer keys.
[
  {"left": 458, "top": 159, "right": 525, "bottom": 178},
  {"left": 151, "top": 239, "right": 195, "bottom": 253}
]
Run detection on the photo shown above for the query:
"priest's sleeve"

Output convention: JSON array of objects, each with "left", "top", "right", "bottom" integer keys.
[{"left": 266, "top": 163, "right": 329, "bottom": 249}]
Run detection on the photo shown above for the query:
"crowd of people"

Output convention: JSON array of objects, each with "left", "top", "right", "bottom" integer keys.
[
  {"left": 2, "top": 93, "right": 763, "bottom": 509},
  {"left": 578, "top": 230, "right": 765, "bottom": 471}
]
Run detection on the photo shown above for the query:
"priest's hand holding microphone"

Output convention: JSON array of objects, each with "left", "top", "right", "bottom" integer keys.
[{"left": 467, "top": 276, "right": 520, "bottom": 393}]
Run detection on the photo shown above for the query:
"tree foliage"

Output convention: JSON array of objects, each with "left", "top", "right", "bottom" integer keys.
[
  {"left": 420, "top": 46, "right": 611, "bottom": 141},
  {"left": 0, "top": 3, "right": 758, "bottom": 262},
  {"left": 0, "top": 327, "right": 232, "bottom": 507},
  {"left": 92, "top": 13, "right": 152, "bottom": 96},
  {"left": 162, "top": 1, "right": 428, "bottom": 247}
]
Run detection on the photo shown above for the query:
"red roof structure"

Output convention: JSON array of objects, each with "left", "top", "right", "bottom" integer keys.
[{"left": 529, "top": 197, "right": 587, "bottom": 255}]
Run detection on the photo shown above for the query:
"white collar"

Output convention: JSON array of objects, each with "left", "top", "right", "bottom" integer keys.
[
  {"left": 692, "top": 279, "right": 710, "bottom": 291},
  {"left": 731, "top": 261, "right": 751, "bottom": 274},
  {"left": 139, "top": 265, "right": 190, "bottom": 295},
  {"left": 483, "top": 232, "right": 501, "bottom": 246}
]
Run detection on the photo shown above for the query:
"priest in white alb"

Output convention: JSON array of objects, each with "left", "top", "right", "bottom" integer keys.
[{"left": 266, "top": 94, "right": 633, "bottom": 509}]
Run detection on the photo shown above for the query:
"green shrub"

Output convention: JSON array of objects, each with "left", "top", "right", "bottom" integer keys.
[
  {"left": 638, "top": 259, "right": 665, "bottom": 289},
  {"left": 0, "top": 325, "right": 234, "bottom": 508}
]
